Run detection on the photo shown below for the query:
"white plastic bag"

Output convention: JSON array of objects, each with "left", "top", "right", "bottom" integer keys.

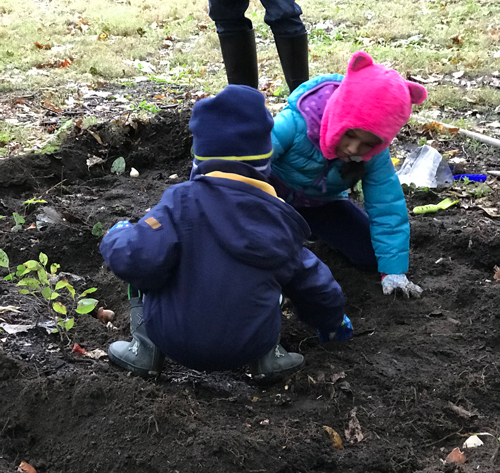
[{"left": 396, "top": 145, "right": 454, "bottom": 188}]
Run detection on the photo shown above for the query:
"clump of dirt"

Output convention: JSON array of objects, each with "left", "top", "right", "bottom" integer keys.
[{"left": 1, "top": 107, "right": 499, "bottom": 473}]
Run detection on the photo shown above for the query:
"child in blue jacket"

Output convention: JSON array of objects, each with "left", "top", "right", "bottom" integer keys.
[
  {"left": 270, "top": 51, "right": 427, "bottom": 298},
  {"left": 100, "top": 85, "right": 353, "bottom": 382}
]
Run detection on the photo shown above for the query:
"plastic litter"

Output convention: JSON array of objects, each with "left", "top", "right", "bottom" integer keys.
[
  {"left": 413, "top": 198, "right": 459, "bottom": 215},
  {"left": 463, "top": 435, "right": 484, "bottom": 449},
  {"left": 397, "top": 145, "right": 454, "bottom": 188},
  {"left": 453, "top": 174, "right": 487, "bottom": 182}
]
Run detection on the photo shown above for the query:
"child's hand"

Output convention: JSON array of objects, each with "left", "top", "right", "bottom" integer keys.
[
  {"left": 318, "top": 315, "right": 353, "bottom": 343},
  {"left": 381, "top": 274, "right": 422, "bottom": 298},
  {"left": 108, "top": 220, "right": 132, "bottom": 233}
]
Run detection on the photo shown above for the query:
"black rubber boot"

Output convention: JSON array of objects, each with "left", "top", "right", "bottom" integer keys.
[
  {"left": 217, "top": 29, "right": 259, "bottom": 89},
  {"left": 274, "top": 33, "right": 309, "bottom": 92},
  {"left": 108, "top": 290, "right": 165, "bottom": 378},
  {"left": 249, "top": 341, "right": 305, "bottom": 384}
]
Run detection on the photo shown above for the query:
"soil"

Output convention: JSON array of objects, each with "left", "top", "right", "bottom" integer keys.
[{"left": 1, "top": 103, "right": 500, "bottom": 473}]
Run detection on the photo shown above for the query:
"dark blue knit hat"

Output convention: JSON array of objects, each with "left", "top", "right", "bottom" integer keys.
[{"left": 190, "top": 84, "right": 274, "bottom": 175}]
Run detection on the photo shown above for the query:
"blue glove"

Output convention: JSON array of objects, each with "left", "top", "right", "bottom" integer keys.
[
  {"left": 381, "top": 274, "right": 422, "bottom": 298},
  {"left": 318, "top": 314, "right": 353, "bottom": 343},
  {"left": 108, "top": 220, "right": 132, "bottom": 233}
]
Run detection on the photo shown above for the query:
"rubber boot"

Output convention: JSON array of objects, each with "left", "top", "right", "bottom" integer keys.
[
  {"left": 217, "top": 29, "right": 259, "bottom": 89},
  {"left": 108, "top": 293, "right": 165, "bottom": 378},
  {"left": 249, "top": 341, "right": 305, "bottom": 384},
  {"left": 274, "top": 33, "right": 309, "bottom": 93}
]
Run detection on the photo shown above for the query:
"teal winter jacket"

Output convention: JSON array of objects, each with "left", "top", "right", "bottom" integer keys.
[{"left": 270, "top": 74, "right": 410, "bottom": 275}]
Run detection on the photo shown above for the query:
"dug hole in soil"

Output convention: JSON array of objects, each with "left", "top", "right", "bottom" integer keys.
[{"left": 0, "top": 106, "right": 499, "bottom": 473}]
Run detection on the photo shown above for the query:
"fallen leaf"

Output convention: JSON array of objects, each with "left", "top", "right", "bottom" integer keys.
[
  {"left": 0, "top": 306, "right": 21, "bottom": 314},
  {"left": 446, "top": 447, "right": 466, "bottom": 464},
  {"left": 0, "top": 323, "right": 34, "bottom": 334},
  {"left": 72, "top": 343, "right": 87, "bottom": 355},
  {"left": 26, "top": 223, "right": 36, "bottom": 230},
  {"left": 345, "top": 408, "right": 364, "bottom": 443},
  {"left": 450, "top": 34, "right": 463, "bottom": 44},
  {"left": 42, "top": 99, "right": 62, "bottom": 113},
  {"left": 409, "top": 74, "right": 443, "bottom": 84},
  {"left": 87, "top": 130, "right": 103, "bottom": 145},
  {"left": 34, "top": 41, "right": 51, "bottom": 50},
  {"left": 477, "top": 206, "right": 499, "bottom": 218},
  {"left": 86, "top": 155, "right": 105, "bottom": 169},
  {"left": 420, "top": 121, "right": 459, "bottom": 135},
  {"left": 323, "top": 425, "right": 344, "bottom": 450},
  {"left": 494, "top": 265, "right": 500, "bottom": 280},
  {"left": 18, "top": 461, "right": 36, "bottom": 473},
  {"left": 84, "top": 348, "right": 107, "bottom": 359}
]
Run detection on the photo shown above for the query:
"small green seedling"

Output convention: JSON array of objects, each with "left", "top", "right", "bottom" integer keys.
[
  {"left": 3, "top": 251, "right": 98, "bottom": 340},
  {"left": 11, "top": 212, "right": 24, "bottom": 232},
  {"left": 23, "top": 198, "right": 47, "bottom": 207},
  {"left": 92, "top": 222, "right": 106, "bottom": 237},
  {"left": 111, "top": 157, "right": 126, "bottom": 175}
]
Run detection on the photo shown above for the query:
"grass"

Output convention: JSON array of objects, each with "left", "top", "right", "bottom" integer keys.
[{"left": 1, "top": 0, "right": 499, "bottom": 154}]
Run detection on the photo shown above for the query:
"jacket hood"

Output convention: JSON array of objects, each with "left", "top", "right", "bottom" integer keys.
[{"left": 192, "top": 160, "right": 310, "bottom": 269}]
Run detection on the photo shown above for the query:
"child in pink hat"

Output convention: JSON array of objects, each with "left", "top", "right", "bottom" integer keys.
[{"left": 270, "top": 51, "right": 427, "bottom": 297}]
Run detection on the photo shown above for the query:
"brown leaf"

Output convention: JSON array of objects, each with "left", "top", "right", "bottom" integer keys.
[
  {"left": 87, "top": 130, "right": 103, "bottom": 145},
  {"left": 42, "top": 99, "right": 62, "bottom": 113},
  {"left": 494, "top": 265, "right": 500, "bottom": 280},
  {"left": 344, "top": 408, "right": 364, "bottom": 443},
  {"left": 72, "top": 343, "right": 87, "bottom": 355},
  {"left": 446, "top": 447, "right": 466, "bottom": 464},
  {"left": 18, "top": 461, "right": 37, "bottom": 473},
  {"left": 323, "top": 426, "right": 344, "bottom": 450},
  {"left": 420, "top": 121, "right": 459, "bottom": 136},
  {"left": 450, "top": 34, "right": 463, "bottom": 44},
  {"left": 34, "top": 42, "right": 51, "bottom": 50}
]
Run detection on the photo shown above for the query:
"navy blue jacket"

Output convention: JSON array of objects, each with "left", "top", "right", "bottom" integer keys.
[{"left": 100, "top": 160, "right": 345, "bottom": 371}]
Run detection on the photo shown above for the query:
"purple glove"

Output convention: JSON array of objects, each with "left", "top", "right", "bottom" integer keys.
[
  {"left": 381, "top": 274, "right": 422, "bottom": 298},
  {"left": 318, "top": 314, "right": 353, "bottom": 343},
  {"left": 108, "top": 220, "right": 132, "bottom": 233}
]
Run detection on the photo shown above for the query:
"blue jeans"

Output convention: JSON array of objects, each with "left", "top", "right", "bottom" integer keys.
[
  {"left": 208, "top": 0, "right": 306, "bottom": 36},
  {"left": 297, "top": 200, "right": 378, "bottom": 272}
]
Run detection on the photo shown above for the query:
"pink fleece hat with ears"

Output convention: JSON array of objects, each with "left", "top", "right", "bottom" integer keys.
[{"left": 320, "top": 51, "right": 427, "bottom": 161}]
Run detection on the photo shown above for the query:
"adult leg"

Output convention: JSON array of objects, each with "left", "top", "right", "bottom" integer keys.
[
  {"left": 209, "top": 0, "right": 258, "bottom": 88},
  {"left": 298, "top": 200, "right": 378, "bottom": 271},
  {"left": 260, "top": 0, "right": 309, "bottom": 92}
]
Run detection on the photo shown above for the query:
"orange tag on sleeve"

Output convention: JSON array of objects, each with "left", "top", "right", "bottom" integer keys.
[{"left": 145, "top": 217, "right": 161, "bottom": 229}]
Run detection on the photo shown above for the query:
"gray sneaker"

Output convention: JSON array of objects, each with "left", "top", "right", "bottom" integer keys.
[{"left": 249, "top": 342, "right": 304, "bottom": 384}]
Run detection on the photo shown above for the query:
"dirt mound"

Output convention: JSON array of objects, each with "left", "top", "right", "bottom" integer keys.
[{"left": 1, "top": 109, "right": 499, "bottom": 473}]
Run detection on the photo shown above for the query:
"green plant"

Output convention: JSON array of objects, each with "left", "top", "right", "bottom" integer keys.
[
  {"left": 11, "top": 212, "right": 24, "bottom": 232},
  {"left": 131, "top": 100, "right": 161, "bottom": 113},
  {"left": 2, "top": 251, "right": 98, "bottom": 340},
  {"left": 23, "top": 197, "right": 47, "bottom": 207},
  {"left": 92, "top": 222, "right": 106, "bottom": 237},
  {"left": 467, "top": 182, "right": 492, "bottom": 198}
]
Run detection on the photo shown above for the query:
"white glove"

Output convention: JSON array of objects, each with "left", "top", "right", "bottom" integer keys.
[{"left": 381, "top": 274, "right": 423, "bottom": 298}]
